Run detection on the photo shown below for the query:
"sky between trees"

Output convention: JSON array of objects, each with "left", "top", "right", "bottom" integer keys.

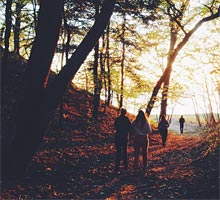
[
  {"left": 1, "top": 0, "right": 220, "bottom": 116},
  {"left": 49, "top": 1, "right": 220, "bottom": 116}
]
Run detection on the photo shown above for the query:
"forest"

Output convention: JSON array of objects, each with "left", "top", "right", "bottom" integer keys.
[{"left": 1, "top": 0, "right": 220, "bottom": 199}]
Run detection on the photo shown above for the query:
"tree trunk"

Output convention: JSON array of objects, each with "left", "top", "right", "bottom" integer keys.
[
  {"left": 32, "top": 0, "right": 38, "bottom": 32},
  {"left": 93, "top": 41, "right": 100, "bottom": 119},
  {"left": 45, "top": 0, "right": 115, "bottom": 112},
  {"left": 205, "top": 74, "right": 216, "bottom": 126},
  {"left": 146, "top": 6, "right": 220, "bottom": 116},
  {"left": 58, "top": 10, "right": 71, "bottom": 128},
  {"left": 2, "top": 0, "right": 64, "bottom": 179},
  {"left": 93, "top": 1, "right": 102, "bottom": 120},
  {"left": 63, "top": 7, "right": 71, "bottom": 62},
  {"left": 2, "top": 0, "right": 12, "bottom": 90},
  {"left": 100, "top": 33, "right": 107, "bottom": 113},
  {"left": 2, "top": 0, "right": 115, "bottom": 180},
  {"left": 119, "top": 12, "right": 126, "bottom": 109},
  {"left": 106, "top": 23, "right": 111, "bottom": 107},
  {"left": 191, "top": 94, "right": 202, "bottom": 127},
  {"left": 13, "top": 2, "right": 23, "bottom": 55},
  {"left": 58, "top": 43, "right": 65, "bottom": 128}
]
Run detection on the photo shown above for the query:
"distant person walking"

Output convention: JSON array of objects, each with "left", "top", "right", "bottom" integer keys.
[
  {"left": 158, "top": 115, "right": 169, "bottom": 147},
  {"left": 131, "top": 110, "right": 152, "bottom": 172},
  {"left": 179, "top": 115, "right": 185, "bottom": 134},
  {"left": 114, "top": 108, "right": 131, "bottom": 174}
]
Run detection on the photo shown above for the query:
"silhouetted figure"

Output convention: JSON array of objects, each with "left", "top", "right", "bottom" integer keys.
[
  {"left": 179, "top": 115, "right": 185, "bottom": 134},
  {"left": 131, "top": 110, "right": 152, "bottom": 172},
  {"left": 158, "top": 115, "right": 169, "bottom": 147},
  {"left": 114, "top": 108, "right": 131, "bottom": 174}
]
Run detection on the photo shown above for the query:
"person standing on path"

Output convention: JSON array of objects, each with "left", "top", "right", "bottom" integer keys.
[
  {"left": 114, "top": 108, "right": 131, "bottom": 174},
  {"left": 131, "top": 110, "right": 152, "bottom": 172},
  {"left": 158, "top": 115, "right": 169, "bottom": 147},
  {"left": 179, "top": 115, "right": 185, "bottom": 134}
]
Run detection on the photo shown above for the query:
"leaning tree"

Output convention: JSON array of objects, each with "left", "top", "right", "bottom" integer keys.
[
  {"left": 2, "top": 0, "right": 116, "bottom": 179},
  {"left": 146, "top": 0, "right": 220, "bottom": 117}
]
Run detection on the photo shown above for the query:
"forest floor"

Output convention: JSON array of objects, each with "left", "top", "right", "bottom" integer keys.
[{"left": 1, "top": 83, "right": 219, "bottom": 200}]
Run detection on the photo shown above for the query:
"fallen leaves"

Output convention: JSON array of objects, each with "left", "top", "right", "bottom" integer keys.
[{"left": 1, "top": 84, "right": 219, "bottom": 200}]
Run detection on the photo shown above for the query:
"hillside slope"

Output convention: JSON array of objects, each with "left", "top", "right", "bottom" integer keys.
[
  {"left": 1, "top": 84, "right": 219, "bottom": 199},
  {"left": 1, "top": 56, "right": 219, "bottom": 199}
]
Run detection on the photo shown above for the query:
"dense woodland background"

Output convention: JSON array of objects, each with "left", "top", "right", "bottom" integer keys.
[{"left": 1, "top": 0, "right": 220, "bottom": 199}]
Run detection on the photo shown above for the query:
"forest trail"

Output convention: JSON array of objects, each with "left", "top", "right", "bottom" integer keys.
[
  {"left": 169, "top": 119, "right": 203, "bottom": 136},
  {"left": 1, "top": 117, "right": 218, "bottom": 199},
  {"left": 1, "top": 85, "right": 219, "bottom": 200}
]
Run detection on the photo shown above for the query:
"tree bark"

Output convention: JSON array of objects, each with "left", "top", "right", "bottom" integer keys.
[
  {"left": 93, "top": 1, "right": 101, "bottom": 120},
  {"left": 119, "top": 12, "right": 126, "bottom": 109},
  {"left": 106, "top": 23, "right": 111, "bottom": 107},
  {"left": 2, "top": 0, "right": 115, "bottom": 179},
  {"left": 93, "top": 41, "right": 100, "bottom": 119},
  {"left": 13, "top": 2, "right": 23, "bottom": 55},
  {"left": 45, "top": 0, "right": 115, "bottom": 112},
  {"left": 3, "top": 0, "right": 64, "bottom": 179},
  {"left": 2, "top": 0, "right": 12, "bottom": 90}
]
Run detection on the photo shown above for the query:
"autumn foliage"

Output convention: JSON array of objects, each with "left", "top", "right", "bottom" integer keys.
[{"left": 1, "top": 61, "right": 219, "bottom": 199}]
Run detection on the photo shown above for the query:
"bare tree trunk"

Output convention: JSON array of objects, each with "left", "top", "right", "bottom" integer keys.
[
  {"left": 93, "top": 41, "right": 101, "bottom": 119},
  {"left": 63, "top": 7, "right": 71, "bottom": 62},
  {"left": 59, "top": 9, "right": 71, "bottom": 128},
  {"left": 192, "top": 96, "right": 202, "bottom": 127},
  {"left": 146, "top": 6, "right": 220, "bottom": 117},
  {"left": 3, "top": 0, "right": 115, "bottom": 180},
  {"left": 106, "top": 23, "right": 111, "bottom": 107},
  {"left": 119, "top": 12, "right": 126, "bottom": 109},
  {"left": 2, "top": 0, "right": 64, "bottom": 180},
  {"left": 100, "top": 34, "right": 107, "bottom": 113},
  {"left": 93, "top": 2, "right": 101, "bottom": 120},
  {"left": 2, "top": 0, "right": 12, "bottom": 90},
  {"left": 46, "top": 0, "right": 115, "bottom": 111},
  {"left": 13, "top": 2, "right": 24, "bottom": 55},
  {"left": 205, "top": 75, "right": 216, "bottom": 126},
  {"left": 32, "top": 0, "right": 38, "bottom": 32},
  {"left": 58, "top": 40, "right": 65, "bottom": 128}
]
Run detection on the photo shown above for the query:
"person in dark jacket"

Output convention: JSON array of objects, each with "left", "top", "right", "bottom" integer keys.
[
  {"left": 179, "top": 115, "right": 185, "bottom": 134},
  {"left": 114, "top": 108, "right": 131, "bottom": 174},
  {"left": 158, "top": 115, "right": 169, "bottom": 147}
]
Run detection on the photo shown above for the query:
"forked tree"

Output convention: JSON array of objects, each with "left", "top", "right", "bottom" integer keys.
[
  {"left": 2, "top": 0, "right": 115, "bottom": 179},
  {"left": 146, "top": 1, "right": 220, "bottom": 117}
]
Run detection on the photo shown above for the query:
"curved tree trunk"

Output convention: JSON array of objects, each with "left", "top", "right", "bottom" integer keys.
[
  {"left": 2, "top": 0, "right": 115, "bottom": 180},
  {"left": 3, "top": 0, "right": 64, "bottom": 179},
  {"left": 146, "top": 5, "right": 220, "bottom": 117}
]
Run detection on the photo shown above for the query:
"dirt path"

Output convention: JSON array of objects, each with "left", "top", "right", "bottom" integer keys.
[
  {"left": 3, "top": 126, "right": 218, "bottom": 200},
  {"left": 169, "top": 119, "right": 203, "bottom": 135}
]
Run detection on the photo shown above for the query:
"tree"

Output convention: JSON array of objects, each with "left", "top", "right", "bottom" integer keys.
[
  {"left": 2, "top": 0, "right": 116, "bottom": 179},
  {"left": 92, "top": 0, "right": 102, "bottom": 120},
  {"left": 119, "top": 9, "right": 126, "bottom": 109},
  {"left": 146, "top": 1, "right": 220, "bottom": 117},
  {"left": 2, "top": 0, "right": 12, "bottom": 89},
  {"left": 13, "top": 1, "right": 26, "bottom": 55}
]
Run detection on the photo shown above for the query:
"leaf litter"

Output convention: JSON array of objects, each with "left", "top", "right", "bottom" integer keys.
[{"left": 1, "top": 83, "right": 219, "bottom": 200}]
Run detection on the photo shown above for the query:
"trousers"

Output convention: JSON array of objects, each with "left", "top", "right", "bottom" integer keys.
[
  {"left": 115, "top": 140, "right": 128, "bottom": 171},
  {"left": 133, "top": 135, "right": 149, "bottom": 170}
]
